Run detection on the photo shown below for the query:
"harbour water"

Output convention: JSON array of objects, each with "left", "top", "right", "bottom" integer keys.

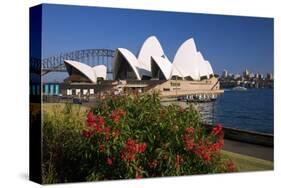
[{"left": 162, "top": 88, "right": 273, "bottom": 134}]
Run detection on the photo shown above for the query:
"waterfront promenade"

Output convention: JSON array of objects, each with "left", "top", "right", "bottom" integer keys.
[{"left": 223, "top": 139, "right": 273, "bottom": 161}]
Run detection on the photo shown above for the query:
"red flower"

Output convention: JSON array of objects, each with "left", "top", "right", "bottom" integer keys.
[
  {"left": 85, "top": 112, "right": 107, "bottom": 136},
  {"left": 136, "top": 175, "right": 142, "bottom": 179},
  {"left": 137, "top": 143, "right": 147, "bottom": 153},
  {"left": 211, "top": 124, "right": 223, "bottom": 136},
  {"left": 106, "top": 157, "right": 113, "bottom": 166},
  {"left": 127, "top": 153, "right": 136, "bottom": 161},
  {"left": 210, "top": 139, "right": 224, "bottom": 152},
  {"left": 183, "top": 127, "right": 195, "bottom": 150},
  {"left": 121, "top": 139, "right": 147, "bottom": 161},
  {"left": 82, "top": 130, "right": 92, "bottom": 138},
  {"left": 202, "top": 153, "right": 211, "bottom": 162},
  {"left": 110, "top": 114, "right": 120, "bottom": 124},
  {"left": 96, "top": 115, "right": 105, "bottom": 127},
  {"left": 95, "top": 124, "right": 103, "bottom": 133},
  {"left": 126, "top": 139, "right": 137, "bottom": 152},
  {"left": 185, "top": 127, "right": 195, "bottom": 135},
  {"left": 87, "top": 111, "right": 104, "bottom": 126},
  {"left": 110, "top": 108, "right": 126, "bottom": 123},
  {"left": 193, "top": 142, "right": 212, "bottom": 162},
  {"left": 87, "top": 112, "right": 95, "bottom": 123}
]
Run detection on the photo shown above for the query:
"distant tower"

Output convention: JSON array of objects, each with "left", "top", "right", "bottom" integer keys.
[
  {"left": 243, "top": 68, "right": 249, "bottom": 78},
  {"left": 255, "top": 73, "right": 259, "bottom": 79},
  {"left": 267, "top": 73, "right": 273, "bottom": 80},
  {"left": 222, "top": 69, "right": 228, "bottom": 78}
]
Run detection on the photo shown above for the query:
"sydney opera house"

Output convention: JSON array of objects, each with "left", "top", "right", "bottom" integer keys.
[
  {"left": 61, "top": 36, "right": 222, "bottom": 97},
  {"left": 112, "top": 36, "right": 214, "bottom": 81}
]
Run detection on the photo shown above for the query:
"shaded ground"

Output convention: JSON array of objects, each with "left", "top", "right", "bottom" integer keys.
[{"left": 223, "top": 139, "right": 273, "bottom": 161}]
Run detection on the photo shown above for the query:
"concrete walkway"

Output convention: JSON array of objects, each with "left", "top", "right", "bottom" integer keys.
[{"left": 223, "top": 139, "right": 273, "bottom": 161}]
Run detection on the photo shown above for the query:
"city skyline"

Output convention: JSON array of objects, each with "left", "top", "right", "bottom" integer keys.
[
  {"left": 41, "top": 4, "right": 273, "bottom": 82},
  {"left": 221, "top": 68, "right": 273, "bottom": 76}
]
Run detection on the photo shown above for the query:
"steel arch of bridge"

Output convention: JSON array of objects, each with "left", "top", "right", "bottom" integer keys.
[{"left": 36, "top": 49, "right": 115, "bottom": 75}]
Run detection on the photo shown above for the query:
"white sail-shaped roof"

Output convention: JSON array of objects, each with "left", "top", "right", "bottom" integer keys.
[
  {"left": 205, "top": 60, "right": 214, "bottom": 76},
  {"left": 92, "top": 65, "right": 107, "bottom": 80},
  {"left": 112, "top": 48, "right": 141, "bottom": 80},
  {"left": 151, "top": 56, "right": 172, "bottom": 80},
  {"left": 197, "top": 51, "right": 210, "bottom": 78},
  {"left": 138, "top": 36, "right": 165, "bottom": 77},
  {"left": 172, "top": 38, "right": 200, "bottom": 80},
  {"left": 111, "top": 36, "right": 214, "bottom": 81},
  {"left": 64, "top": 60, "right": 98, "bottom": 83},
  {"left": 170, "top": 66, "right": 183, "bottom": 78}
]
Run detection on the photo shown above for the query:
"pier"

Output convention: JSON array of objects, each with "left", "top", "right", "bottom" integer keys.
[{"left": 159, "top": 89, "right": 224, "bottom": 101}]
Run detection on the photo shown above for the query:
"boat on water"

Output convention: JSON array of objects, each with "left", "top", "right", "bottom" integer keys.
[{"left": 232, "top": 86, "right": 247, "bottom": 91}]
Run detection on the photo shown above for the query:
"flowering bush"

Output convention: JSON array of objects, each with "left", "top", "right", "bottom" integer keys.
[{"left": 43, "top": 94, "right": 236, "bottom": 183}]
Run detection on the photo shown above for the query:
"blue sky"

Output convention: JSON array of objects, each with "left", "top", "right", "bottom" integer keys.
[{"left": 41, "top": 4, "right": 273, "bottom": 82}]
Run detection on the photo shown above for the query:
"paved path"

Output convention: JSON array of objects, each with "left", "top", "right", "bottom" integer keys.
[{"left": 223, "top": 139, "right": 273, "bottom": 161}]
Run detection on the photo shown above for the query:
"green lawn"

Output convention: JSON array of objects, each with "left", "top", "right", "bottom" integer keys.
[
  {"left": 43, "top": 103, "right": 89, "bottom": 114},
  {"left": 222, "top": 150, "right": 273, "bottom": 172}
]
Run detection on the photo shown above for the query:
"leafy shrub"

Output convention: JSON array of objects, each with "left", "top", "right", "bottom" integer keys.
[{"left": 43, "top": 94, "right": 236, "bottom": 183}]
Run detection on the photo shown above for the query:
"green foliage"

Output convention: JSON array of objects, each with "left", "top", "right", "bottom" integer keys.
[
  {"left": 43, "top": 104, "right": 86, "bottom": 183},
  {"left": 43, "top": 94, "right": 235, "bottom": 184}
]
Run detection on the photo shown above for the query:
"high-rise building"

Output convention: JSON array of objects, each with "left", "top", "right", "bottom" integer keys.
[
  {"left": 255, "top": 73, "right": 259, "bottom": 79},
  {"left": 267, "top": 73, "right": 274, "bottom": 80},
  {"left": 243, "top": 68, "right": 249, "bottom": 78},
  {"left": 222, "top": 69, "right": 228, "bottom": 78}
]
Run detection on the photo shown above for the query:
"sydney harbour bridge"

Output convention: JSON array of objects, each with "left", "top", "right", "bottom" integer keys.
[{"left": 30, "top": 49, "right": 115, "bottom": 76}]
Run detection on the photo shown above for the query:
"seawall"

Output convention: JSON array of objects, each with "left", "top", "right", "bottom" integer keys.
[{"left": 203, "top": 124, "right": 273, "bottom": 147}]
